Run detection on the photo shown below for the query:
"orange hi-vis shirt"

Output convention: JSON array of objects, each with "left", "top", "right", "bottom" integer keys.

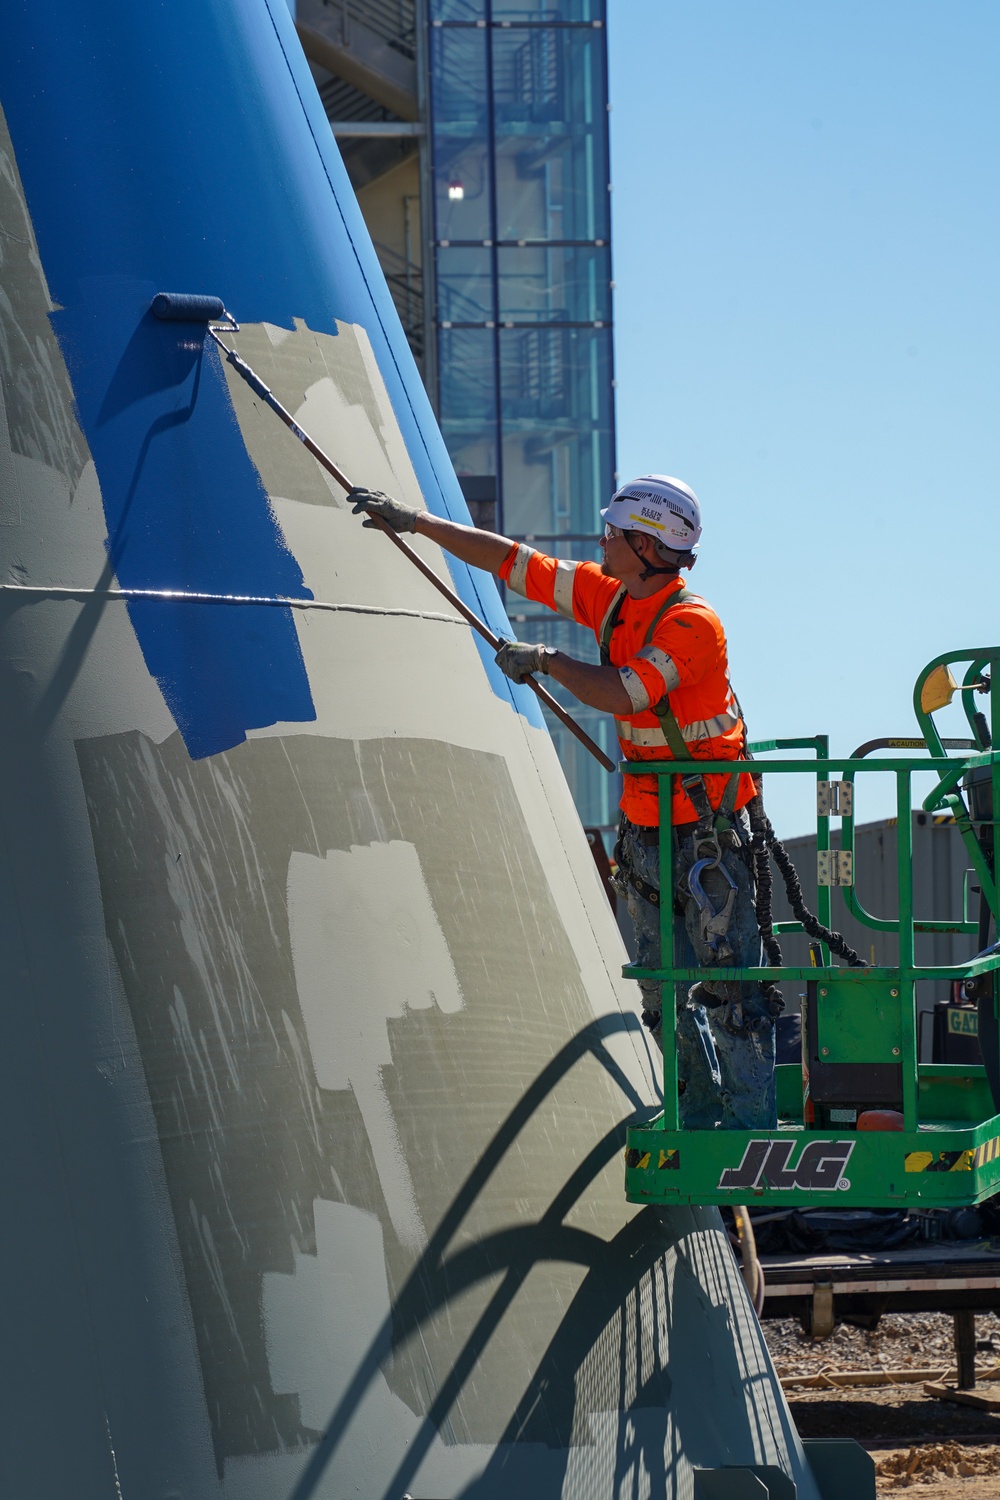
[{"left": 499, "top": 543, "right": 755, "bottom": 827}]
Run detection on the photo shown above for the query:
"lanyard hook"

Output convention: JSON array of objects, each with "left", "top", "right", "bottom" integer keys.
[{"left": 688, "top": 856, "right": 739, "bottom": 954}]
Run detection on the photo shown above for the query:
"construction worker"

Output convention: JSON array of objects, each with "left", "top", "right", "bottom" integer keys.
[{"left": 349, "top": 476, "right": 777, "bottom": 1130}]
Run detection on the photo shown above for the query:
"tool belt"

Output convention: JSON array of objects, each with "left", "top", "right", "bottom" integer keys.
[
  {"left": 612, "top": 813, "right": 743, "bottom": 909},
  {"left": 630, "top": 819, "right": 696, "bottom": 848}
]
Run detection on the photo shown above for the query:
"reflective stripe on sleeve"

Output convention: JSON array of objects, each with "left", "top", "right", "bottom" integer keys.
[
  {"left": 618, "top": 665, "right": 651, "bottom": 713},
  {"left": 507, "top": 544, "right": 536, "bottom": 598},
  {"left": 551, "top": 559, "right": 578, "bottom": 619},
  {"left": 634, "top": 645, "right": 680, "bottom": 692}
]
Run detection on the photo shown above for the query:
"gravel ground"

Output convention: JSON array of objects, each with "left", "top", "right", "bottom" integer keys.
[
  {"left": 763, "top": 1310, "right": 1000, "bottom": 1379},
  {"left": 760, "top": 1313, "right": 1000, "bottom": 1496}
]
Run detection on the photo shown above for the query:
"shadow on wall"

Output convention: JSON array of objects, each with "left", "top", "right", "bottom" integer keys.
[
  {"left": 78, "top": 727, "right": 792, "bottom": 1498},
  {"left": 289, "top": 1013, "right": 661, "bottom": 1500},
  {"left": 289, "top": 1007, "right": 788, "bottom": 1500}
]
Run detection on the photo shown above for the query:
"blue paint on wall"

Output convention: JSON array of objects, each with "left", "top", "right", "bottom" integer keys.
[
  {"left": 0, "top": 0, "right": 544, "bottom": 755},
  {"left": 56, "top": 277, "right": 315, "bottom": 758}
]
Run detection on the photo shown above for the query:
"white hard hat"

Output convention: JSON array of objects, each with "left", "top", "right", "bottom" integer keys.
[{"left": 601, "top": 474, "right": 702, "bottom": 558}]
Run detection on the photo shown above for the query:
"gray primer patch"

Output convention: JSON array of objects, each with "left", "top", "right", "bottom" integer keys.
[
  {"left": 77, "top": 728, "right": 808, "bottom": 1494},
  {"left": 77, "top": 730, "right": 624, "bottom": 1466},
  {"left": 220, "top": 319, "right": 409, "bottom": 510},
  {"left": 288, "top": 841, "right": 463, "bottom": 1250},
  {"left": 0, "top": 103, "right": 89, "bottom": 494}
]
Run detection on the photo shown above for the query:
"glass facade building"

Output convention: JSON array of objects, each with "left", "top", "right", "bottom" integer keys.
[
  {"left": 427, "top": 0, "right": 618, "bottom": 828},
  {"left": 298, "top": 0, "right": 617, "bottom": 829}
]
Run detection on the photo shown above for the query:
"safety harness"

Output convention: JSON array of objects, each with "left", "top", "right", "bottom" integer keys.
[
  {"left": 601, "top": 583, "right": 742, "bottom": 871},
  {"left": 602, "top": 585, "right": 770, "bottom": 1036},
  {"left": 601, "top": 581, "right": 864, "bottom": 1038}
]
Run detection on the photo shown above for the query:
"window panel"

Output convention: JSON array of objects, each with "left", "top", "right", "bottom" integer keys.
[
  {"left": 432, "top": 138, "right": 493, "bottom": 242},
  {"left": 430, "top": 27, "right": 489, "bottom": 125},
  {"left": 442, "top": 423, "right": 498, "bottom": 481},
  {"left": 429, "top": 0, "right": 487, "bottom": 18},
  {"left": 436, "top": 247, "right": 495, "bottom": 322},
  {"left": 499, "top": 327, "right": 613, "bottom": 535},
  {"left": 430, "top": 29, "right": 492, "bottom": 238},
  {"left": 500, "top": 422, "right": 613, "bottom": 536},
  {"left": 438, "top": 327, "right": 498, "bottom": 428},
  {"left": 491, "top": 0, "right": 604, "bottom": 20},
  {"left": 497, "top": 244, "right": 610, "bottom": 323},
  {"left": 490, "top": 30, "right": 609, "bottom": 241},
  {"left": 498, "top": 326, "right": 612, "bottom": 421}
]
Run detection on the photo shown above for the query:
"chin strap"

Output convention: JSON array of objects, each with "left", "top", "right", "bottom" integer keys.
[
  {"left": 625, "top": 535, "right": 698, "bottom": 581},
  {"left": 626, "top": 535, "right": 680, "bottom": 582}
]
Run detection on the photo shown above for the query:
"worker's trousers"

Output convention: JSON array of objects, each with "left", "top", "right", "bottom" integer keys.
[{"left": 619, "top": 813, "right": 777, "bottom": 1131}]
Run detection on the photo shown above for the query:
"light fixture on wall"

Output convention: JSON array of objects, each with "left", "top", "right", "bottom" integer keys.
[{"left": 447, "top": 179, "right": 464, "bottom": 201}]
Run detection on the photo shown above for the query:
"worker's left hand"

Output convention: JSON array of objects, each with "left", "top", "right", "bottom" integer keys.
[
  {"left": 348, "top": 487, "right": 420, "bottom": 533},
  {"left": 495, "top": 640, "right": 553, "bottom": 682}
]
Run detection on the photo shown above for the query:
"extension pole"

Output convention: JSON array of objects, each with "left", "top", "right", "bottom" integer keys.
[{"left": 202, "top": 322, "right": 616, "bottom": 774}]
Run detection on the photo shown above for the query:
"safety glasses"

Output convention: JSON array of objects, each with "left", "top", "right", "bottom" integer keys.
[{"left": 603, "top": 521, "right": 625, "bottom": 539}]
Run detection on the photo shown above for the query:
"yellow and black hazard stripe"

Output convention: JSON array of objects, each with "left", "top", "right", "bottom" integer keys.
[
  {"left": 972, "top": 1135, "right": 1000, "bottom": 1170},
  {"left": 904, "top": 1149, "right": 974, "bottom": 1173},
  {"left": 906, "top": 1134, "right": 1000, "bottom": 1174},
  {"left": 625, "top": 1147, "right": 680, "bottom": 1171}
]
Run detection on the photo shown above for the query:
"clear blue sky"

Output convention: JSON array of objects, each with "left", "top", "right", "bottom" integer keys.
[{"left": 608, "top": 2, "right": 999, "bottom": 833}]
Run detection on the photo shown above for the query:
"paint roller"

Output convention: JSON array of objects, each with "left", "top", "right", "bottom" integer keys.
[{"left": 151, "top": 292, "right": 616, "bottom": 772}]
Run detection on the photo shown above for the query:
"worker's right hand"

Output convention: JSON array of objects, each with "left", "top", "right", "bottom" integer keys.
[
  {"left": 495, "top": 640, "right": 553, "bottom": 682},
  {"left": 349, "top": 487, "right": 420, "bottom": 534}
]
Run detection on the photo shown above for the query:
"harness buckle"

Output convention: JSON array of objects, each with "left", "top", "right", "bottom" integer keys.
[{"left": 689, "top": 821, "right": 722, "bottom": 866}]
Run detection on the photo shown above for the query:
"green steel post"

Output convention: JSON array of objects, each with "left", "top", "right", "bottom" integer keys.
[
  {"left": 992, "top": 665, "right": 1000, "bottom": 950},
  {"left": 815, "top": 734, "right": 831, "bottom": 962},
  {"left": 897, "top": 770, "right": 918, "bottom": 1129},
  {"left": 915, "top": 651, "right": 1000, "bottom": 916},
  {"left": 659, "top": 773, "right": 679, "bottom": 1130},
  {"left": 992, "top": 675, "right": 999, "bottom": 1092}
]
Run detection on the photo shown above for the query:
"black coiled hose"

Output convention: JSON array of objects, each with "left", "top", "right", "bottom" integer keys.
[{"left": 748, "top": 794, "right": 866, "bottom": 970}]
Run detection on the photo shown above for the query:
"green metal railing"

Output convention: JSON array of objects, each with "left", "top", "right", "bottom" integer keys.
[{"left": 622, "top": 649, "right": 1000, "bottom": 1137}]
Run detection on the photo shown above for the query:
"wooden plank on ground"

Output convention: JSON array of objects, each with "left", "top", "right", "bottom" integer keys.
[{"left": 923, "top": 1381, "right": 1000, "bottom": 1411}]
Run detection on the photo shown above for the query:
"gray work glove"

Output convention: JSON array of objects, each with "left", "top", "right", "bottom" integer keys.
[
  {"left": 349, "top": 487, "right": 420, "bottom": 533},
  {"left": 495, "top": 640, "right": 554, "bottom": 683}
]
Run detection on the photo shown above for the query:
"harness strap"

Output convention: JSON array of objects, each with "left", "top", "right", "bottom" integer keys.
[
  {"left": 598, "top": 585, "right": 628, "bottom": 666},
  {"left": 603, "top": 581, "right": 743, "bottom": 832},
  {"left": 639, "top": 589, "right": 723, "bottom": 830}
]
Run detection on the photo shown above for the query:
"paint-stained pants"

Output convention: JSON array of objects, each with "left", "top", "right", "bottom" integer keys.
[{"left": 620, "top": 814, "right": 777, "bottom": 1131}]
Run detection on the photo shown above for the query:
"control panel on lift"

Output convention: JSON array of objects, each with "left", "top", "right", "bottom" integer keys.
[{"left": 624, "top": 649, "right": 1000, "bottom": 1209}]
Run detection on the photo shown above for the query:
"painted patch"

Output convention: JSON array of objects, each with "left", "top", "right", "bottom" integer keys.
[
  {"left": 52, "top": 279, "right": 316, "bottom": 758},
  {"left": 287, "top": 841, "right": 463, "bottom": 1253}
]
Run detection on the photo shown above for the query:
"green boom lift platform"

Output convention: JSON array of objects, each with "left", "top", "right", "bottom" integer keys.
[{"left": 624, "top": 649, "right": 1000, "bottom": 1209}]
